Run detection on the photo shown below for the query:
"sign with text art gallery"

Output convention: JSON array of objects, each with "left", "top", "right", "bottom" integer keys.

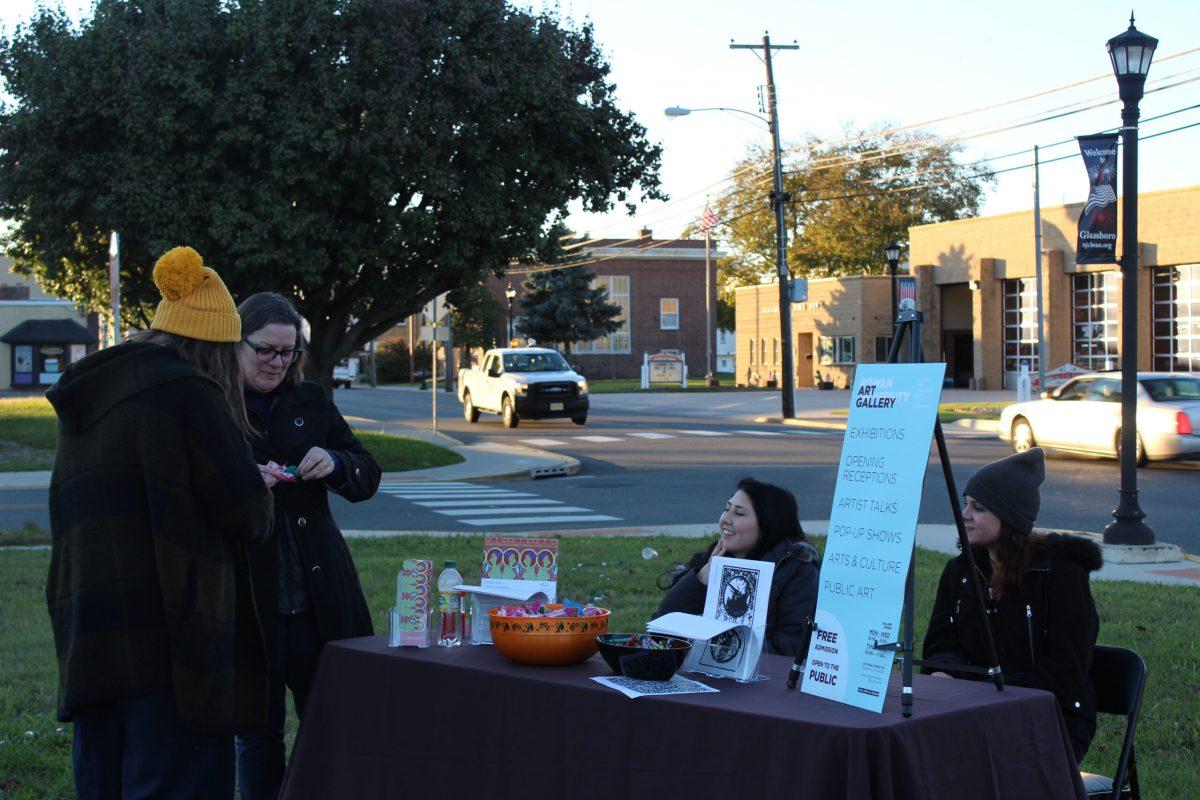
[
  {"left": 801, "top": 363, "right": 945, "bottom": 713},
  {"left": 1075, "top": 133, "right": 1120, "bottom": 265}
]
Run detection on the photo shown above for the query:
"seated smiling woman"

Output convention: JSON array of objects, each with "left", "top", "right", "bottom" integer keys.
[
  {"left": 922, "top": 448, "right": 1102, "bottom": 763},
  {"left": 654, "top": 477, "right": 820, "bottom": 656}
]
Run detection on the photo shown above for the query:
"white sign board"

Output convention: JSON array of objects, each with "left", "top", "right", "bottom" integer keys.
[
  {"left": 801, "top": 363, "right": 946, "bottom": 712},
  {"left": 421, "top": 292, "right": 450, "bottom": 327}
]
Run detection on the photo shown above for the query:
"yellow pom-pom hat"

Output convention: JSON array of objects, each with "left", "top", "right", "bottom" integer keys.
[{"left": 149, "top": 246, "right": 241, "bottom": 342}]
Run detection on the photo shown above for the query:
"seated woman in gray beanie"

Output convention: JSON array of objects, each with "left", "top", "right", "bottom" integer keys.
[{"left": 922, "top": 448, "right": 1102, "bottom": 763}]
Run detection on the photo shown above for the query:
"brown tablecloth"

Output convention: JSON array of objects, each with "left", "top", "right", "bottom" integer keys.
[{"left": 279, "top": 637, "right": 1085, "bottom": 800}]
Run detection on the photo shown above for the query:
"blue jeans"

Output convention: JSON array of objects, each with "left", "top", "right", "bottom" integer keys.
[
  {"left": 72, "top": 692, "right": 234, "bottom": 800},
  {"left": 235, "top": 611, "right": 322, "bottom": 800}
]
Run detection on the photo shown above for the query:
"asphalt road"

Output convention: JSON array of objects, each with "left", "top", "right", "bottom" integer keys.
[{"left": 5, "top": 386, "right": 1197, "bottom": 553}]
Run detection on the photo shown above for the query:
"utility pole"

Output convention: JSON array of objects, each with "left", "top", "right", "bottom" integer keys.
[
  {"left": 1032, "top": 145, "right": 1048, "bottom": 392},
  {"left": 731, "top": 33, "right": 798, "bottom": 418}
]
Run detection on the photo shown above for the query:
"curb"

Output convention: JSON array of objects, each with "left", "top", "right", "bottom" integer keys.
[{"left": 754, "top": 415, "right": 847, "bottom": 431}]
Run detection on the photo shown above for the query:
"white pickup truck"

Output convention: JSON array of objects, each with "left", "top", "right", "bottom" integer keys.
[{"left": 458, "top": 347, "right": 589, "bottom": 428}]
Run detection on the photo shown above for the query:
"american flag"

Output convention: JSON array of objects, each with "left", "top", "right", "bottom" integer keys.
[
  {"left": 699, "top": 206, "right": 718, "bottom": 233},
  {"left": 898, "top": 277, "right": 917, "bottom": 309}
]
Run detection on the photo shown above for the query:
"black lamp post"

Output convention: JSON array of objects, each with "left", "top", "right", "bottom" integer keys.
[
  {"left": 1104, "top": 14, "right": 1157, "bottom": 546},
  {"left": 884, "top": 242, "right": 902, "bottom": 324},
  {"left": 504, "top": 284, "right": 516, "bottom": 345}
]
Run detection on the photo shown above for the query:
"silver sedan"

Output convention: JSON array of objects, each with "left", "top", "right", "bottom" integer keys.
[{"left": 998, "top": 372, "right": 1200, "bottom": 465}]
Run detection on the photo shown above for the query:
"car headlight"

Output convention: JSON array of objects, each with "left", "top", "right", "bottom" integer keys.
[
  {"left": 514, "top": 383, "right": 528, "bottom": 395},
  {"left": 576, "top": 379, "right": 588, "bottom": 394}
]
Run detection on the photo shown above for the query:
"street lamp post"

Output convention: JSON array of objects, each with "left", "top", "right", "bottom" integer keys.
[
  {"left": 504, "top": 284, "right": 516, "bottom": 345},
  {"left": 884, "top": 242, "right": 902, "bottom": 326},
  {"left": 1104, "top": 15, "right": 1157, "bottom": 546}
]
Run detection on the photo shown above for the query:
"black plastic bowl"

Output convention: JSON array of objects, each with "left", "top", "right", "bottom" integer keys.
[{"left": 595, "top": 633, "right": 692, "bottom": 681}]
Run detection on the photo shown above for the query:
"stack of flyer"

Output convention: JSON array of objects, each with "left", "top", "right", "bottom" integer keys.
[{"left": 454, "top": 536, "right": 558, "bottom": 644}]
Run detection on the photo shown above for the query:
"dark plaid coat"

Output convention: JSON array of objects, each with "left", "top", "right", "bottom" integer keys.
[{"left": 46, "top": 341, "right": 274, "bottom": 735}]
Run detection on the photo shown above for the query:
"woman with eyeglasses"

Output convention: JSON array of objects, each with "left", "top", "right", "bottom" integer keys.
[{"left": 232, "top": 292, "right": 380, "bottom": 800}]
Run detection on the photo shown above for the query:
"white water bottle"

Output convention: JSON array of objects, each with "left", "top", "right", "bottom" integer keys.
[{"left": 436, "top": 560, "right": 463, "bottom": 647}]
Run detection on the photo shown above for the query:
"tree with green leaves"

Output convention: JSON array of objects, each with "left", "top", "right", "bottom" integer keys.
[
  {"left": 447, "top": 281, "right": 503, "bottom": 364},
  {"left": 711, "top": 127, "right": 992, "bottom": 295},
  {"left": 0, "top": 0, "right": 662, "bottom": 389},
  {"left": 517, "top": 266, "right": 621, "bottom": 357}
]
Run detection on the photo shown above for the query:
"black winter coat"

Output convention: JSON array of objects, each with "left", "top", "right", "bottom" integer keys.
[
  {"left": 654, "top": 539, "right": 820, "bottom": 656},
  {"left": 46, "top": 342, "right": 274, "bottom": 735},
  {"left": 922, "top": 534, "right": 1103, "bottom": 762},
  {"left": 244, "top": 381, "right": 380, "bottom": 655}
]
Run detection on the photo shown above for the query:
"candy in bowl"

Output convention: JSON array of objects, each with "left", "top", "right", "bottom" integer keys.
[
  {"left": 595, "top": 633, "right": 692, "bottom": 681},
  {"left": 488, "top": 601, "right": 610, "bottom": 666}
]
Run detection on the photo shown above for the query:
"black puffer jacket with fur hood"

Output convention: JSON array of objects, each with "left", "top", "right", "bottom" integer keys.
[{"left": 922, "top": 533, "right": 1103, "bottom": 762}]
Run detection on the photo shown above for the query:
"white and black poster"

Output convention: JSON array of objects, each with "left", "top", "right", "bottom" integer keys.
[{"left": 1076, "top": 134, "right": 1120, "bottom": 265}]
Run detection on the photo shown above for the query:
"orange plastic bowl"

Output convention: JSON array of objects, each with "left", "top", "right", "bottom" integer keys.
[{"left": 488, "top": 605, "right": 611, "bottom": 666}]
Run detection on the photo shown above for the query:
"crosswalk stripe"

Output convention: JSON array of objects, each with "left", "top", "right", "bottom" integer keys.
[
  {"left": 675, "top": 429, "right": 731, "bottom": 436},
  {"left": 520, "top": 438, "right": 567, "bottom": 446},
  {"left": 628, "top": 432, "right": 676, "bottom": 439},
  {"left": 572, "top": 435, "right": 623, "bottom": 442},
  {"left": 382, "top": 491, "right": 535, "bottom": 500},
  {"left": 413, "top": 499, "right": 562, "bottom": 508},
  {"left": 460, "top": 514, "right": 620, "bottom": 526},
  {"left": 734, "top": 429, "right": 786, "bottom": 436},
  {"left": 435, "top": 506, "right": 593, "bottom": 517}
]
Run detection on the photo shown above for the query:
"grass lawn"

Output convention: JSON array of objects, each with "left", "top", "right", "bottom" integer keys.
[
  {"left": 831, "top": 401, "right": 1009, "bottom": 422},
  {"left": 0, "top": 397, "right": 461, "bottom": 473},
  {"left": 588, "top": 372, "right": 747, "bottom": 393},
  {"left": 1, "top": 534, "right": 1196, "bottom": 797},
  {"left": 0, "top": 398, "right": 57, "bottom": 472}
]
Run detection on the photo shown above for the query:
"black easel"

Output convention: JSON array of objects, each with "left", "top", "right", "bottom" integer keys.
[{"left": 868, "top": 308, "right": 1004, "bottom": 717}]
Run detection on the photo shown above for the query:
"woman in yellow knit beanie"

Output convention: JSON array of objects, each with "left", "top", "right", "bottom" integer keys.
[{"left": 46, "top": 245, "right": 273, "bottom": 799}]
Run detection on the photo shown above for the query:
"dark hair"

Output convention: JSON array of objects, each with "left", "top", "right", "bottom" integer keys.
[
  {"left": 683, "top": 477, "right": 806, "bottom": 574},
  {"left": 126, "top": 329, "right": 252, "bottom": 435},
  {"left": 962, "top": 523, "right": 1047, "bottom": 599},
  {"left": 236, "top": 292, "right": 306, "bottom": 391}
]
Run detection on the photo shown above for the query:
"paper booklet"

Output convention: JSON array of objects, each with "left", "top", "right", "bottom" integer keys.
[
  {"left": 647, "top": 556, "right": 775, "bottom": 682},
  {"left": 389, "top": 559, "right": 433, "bottom": 647}
]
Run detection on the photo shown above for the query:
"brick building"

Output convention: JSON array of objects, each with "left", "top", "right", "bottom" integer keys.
[
  {"left": 1, "top": 256, "right": 97, "bottom": 391},
  {"left": 493, "top": 230, "right": 719, "bottom": 379},
  {"left": 910, "top": 183, "right": 1200, "bottom": 389}
]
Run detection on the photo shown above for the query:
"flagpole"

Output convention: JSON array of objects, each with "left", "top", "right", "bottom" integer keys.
[{"left": 705, "top": 213, "right": 714, "bottom": 385}]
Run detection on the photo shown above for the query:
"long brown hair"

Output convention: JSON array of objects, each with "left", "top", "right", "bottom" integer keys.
[
  {"left": 236, "top": 292, "right": 306, "bottom": 391},
  {"left": 984, "top": 525, "right": 1047, "bottom": 599},
  {"left": 127, "top": 329, "right": 252, "bottom": 435}
]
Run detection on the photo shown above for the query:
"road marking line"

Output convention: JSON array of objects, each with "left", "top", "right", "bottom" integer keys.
[
  {"left": 381, "top": 491, "right": 535, "bottom": 499},
  {"left": 520, "top": 438, "right": 567, "bottom": 446},
  {"left": 734, "top": 429, "right": 786, "bottom": 436},
  {"left": 414, "top": 499, "right": 562, "bottom": 507},
  {"left": 437, "top": 506, "right": 594, "bottom": 516},
  {"left": 460, "top": 514, "right": 621, "bottom": 526},
  {"left": 628, "top": 432, "right": 676, "bottom": 439},
  {"left": 675, "top": 430, "right": 731, "bottom": 436},
  {"left": 572, "top": 436, "right": 623, "bottom": 442}
]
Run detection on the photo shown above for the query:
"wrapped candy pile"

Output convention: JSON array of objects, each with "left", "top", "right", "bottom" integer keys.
[
  {"left": 608, "top": 634, "right": 673, "bottom": 650},
  {"left": 493, "top": 599, "right": 605, "bottom": 618}
]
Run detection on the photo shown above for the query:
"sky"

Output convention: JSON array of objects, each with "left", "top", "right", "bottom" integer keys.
[{"left": 3, "top": 0, "right": 1198, "bottom": 250}]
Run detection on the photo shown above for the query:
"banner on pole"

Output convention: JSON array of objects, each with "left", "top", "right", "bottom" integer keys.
[
  {"left": 800, "top": 363, "right": 945, "bottom": 713},
  {"left": 1075, "top": 134, "right": 1120, "bottom": 265}
]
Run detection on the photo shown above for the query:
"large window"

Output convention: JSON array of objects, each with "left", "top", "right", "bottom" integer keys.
[
  {"left": 1152, "top": 264, "right": 1200, "bottom": 372},
  {"left": 574, "top": 275, "right": 630, "bottom": 354},
  {"left": 659, "top": 298, "right": 679, "bottom": 330},
  {"left": 1072, "top": 272, "right": 1119, "bottom": 370},
  {"left": 818, "top": 335, "right": 856, "bottom": 365},
  {"left": 1003, "top": 278, "right": 1040, "bottom": 376}
]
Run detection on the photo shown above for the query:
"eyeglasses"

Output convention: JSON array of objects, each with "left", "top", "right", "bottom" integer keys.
[{"left": 243, "top": 339, "right": 303, "bottom": 365}]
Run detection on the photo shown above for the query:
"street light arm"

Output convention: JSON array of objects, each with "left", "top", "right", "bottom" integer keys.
[{"left": 664, "top": 106, "right": 771, "bottom": 128}]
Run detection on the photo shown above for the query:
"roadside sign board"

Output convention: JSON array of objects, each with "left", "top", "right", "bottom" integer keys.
[
  {"left": 801, "top": 363, "right": 946, "bottom": 713},
  {"left": 648, "top": 352, "right": 684, "bottom": 383}
]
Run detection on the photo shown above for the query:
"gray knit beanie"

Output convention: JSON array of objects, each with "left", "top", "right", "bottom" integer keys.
[{"left": 963, "top": 448, "right": 1046, "bottom": 535}]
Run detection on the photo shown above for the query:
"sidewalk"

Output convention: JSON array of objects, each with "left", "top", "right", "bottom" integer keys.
[{"left": 755, "top": 387, "right": 1013, "bottom": 432}]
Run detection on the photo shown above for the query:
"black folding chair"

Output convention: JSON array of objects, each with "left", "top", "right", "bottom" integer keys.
[{"left": 1080, "top": 645, "right": 1146, "bottom": 800}]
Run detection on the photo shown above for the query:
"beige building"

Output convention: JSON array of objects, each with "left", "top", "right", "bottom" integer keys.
[
  {"left": 911, "top": 183, "right": 1200, "bottom": 389},
  {"left": 1, "top": 257, "right": 96, "bottom": 391},
  {"left": 734, "top": 275, "right": 897, "bottom": 389},
  {"left": 733, "top": 184, "right": 1200, "bottom": 391}
]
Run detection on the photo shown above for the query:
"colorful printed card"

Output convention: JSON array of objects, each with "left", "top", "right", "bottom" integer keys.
[
  {"left": 390, "top": 559, "right": 433, "bottom": 647},
  {"left": 480, "top": 536, "right": 558, "bottom": 598}
]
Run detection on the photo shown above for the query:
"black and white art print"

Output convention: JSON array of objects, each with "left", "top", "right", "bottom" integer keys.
[
  {"left": 715, "top": 566, "right": 759, "bottom": 626},
  {"left": 689, "top": 557, "right": 775, "bottom": 680}
]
